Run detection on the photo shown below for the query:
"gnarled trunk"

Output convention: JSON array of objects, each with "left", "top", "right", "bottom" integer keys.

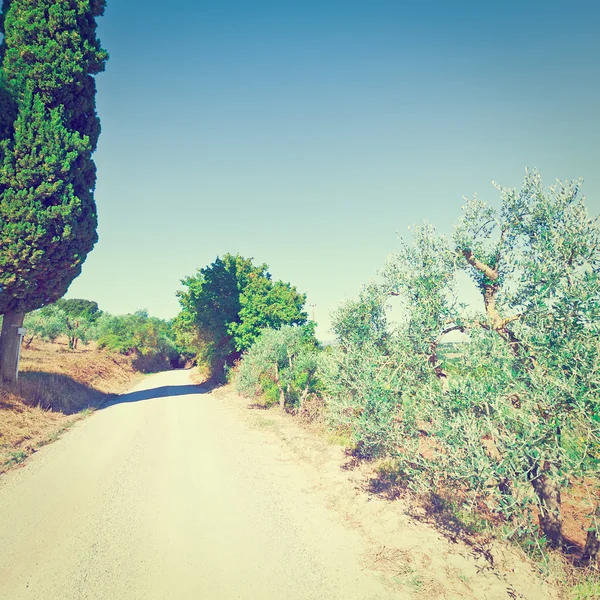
[
  {"left": 528, "top": 467, "right": 563, "bottom": 548},
  {"left": 0, "top": 311, "right": 25, "bottom": 383},
  {"left": 581, "top": 502, "right": 600, "bottom": 565}
]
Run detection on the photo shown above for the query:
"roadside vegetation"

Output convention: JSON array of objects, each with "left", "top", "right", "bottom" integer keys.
[
  {"left": 217, "top": 171, "right": 599, "bottom": 593},
  {"left": 19, "top": 301, "right": 185, "bottom": 370},
  {"left": 174, "top": 253, "right": 308, "bottom": 380}
]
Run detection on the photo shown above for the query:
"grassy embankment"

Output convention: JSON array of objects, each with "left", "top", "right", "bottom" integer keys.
[{"left": 0, "top": 340, "right": 151, "bottom": 473}]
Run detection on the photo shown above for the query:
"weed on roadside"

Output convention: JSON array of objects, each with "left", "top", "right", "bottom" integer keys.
[
  {"left": 570, "top": 578, "right": 600, "bottom": 600},
  {"left": 3, "top": 450, "right": 28, "bottom": 468}
]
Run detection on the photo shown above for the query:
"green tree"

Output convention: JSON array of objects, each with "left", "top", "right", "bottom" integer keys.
[
  {"left": 235, "top": 324, "right": 319, "bottom": 411},
  {"left": 449, "top": 171, "right": 600, "bottom": 550},
  {"left": 231, "top": 276, "right": 308, "bottom": 352},
  {"left": 0, "top": 0, "right": 107, "bottom": 381},
  {"left": 23, "top": 304, "right": 67, "bottom": 347},
  {"left": 176, "top": 254, "right": 265, "bottom": 377},
  {"left": 23, "top": 299, "right": 101, "bottom": 349},
  {"left": 0, "top": 89, "right": 91, "bottom": 377},
  {"left": 176, "top": 254, "right": 309, "bottom": 380},
  {"left": 326, "top": 171, "right": 600, "bottom": 559},
  {"left": 96, "top": 310, "right": 179, "bottom": 369},
  {"left": 320, "top": 284, "right": 424, "bottom": 458},
  {"left": 53, "top": 298, "right": 102, "bottom": 349}
]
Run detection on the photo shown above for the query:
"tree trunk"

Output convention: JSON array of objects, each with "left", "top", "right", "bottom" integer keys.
[
  {"left": 279, "top": 386, "right": 285, "bottom": 410},
  {"left": 0, "top": 311, "right": 25, "bottom": 383},
  {"left": 529, "top": 468, "right": 563, "bottom": 548},
  {"left": 274, "top": 364, "right": 285, "bottom": 410},
  {"left": 581, "top": 502, "right": 600, "bottom": 565},
  {"left": 299, "top": 373, "right": 314, "bottom": 406}
]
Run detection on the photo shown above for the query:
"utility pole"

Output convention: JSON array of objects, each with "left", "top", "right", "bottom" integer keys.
[{"left": 309, "top": 304, "right": 316, "bottom": 322}]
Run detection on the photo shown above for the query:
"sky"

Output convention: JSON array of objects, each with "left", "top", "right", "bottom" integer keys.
[{"left": 64, "top": 0, "right": 600, "bottom": 339}]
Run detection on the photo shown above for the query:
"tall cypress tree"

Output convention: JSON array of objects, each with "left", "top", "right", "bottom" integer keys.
[{"left": 0, "top": 0, "right": 107, "bottom": 381}]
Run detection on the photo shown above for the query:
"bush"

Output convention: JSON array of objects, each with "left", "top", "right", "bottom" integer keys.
[
  {"left": 235, "top": 324, "right": 319, "bottom": 411},
  {"left": 96, "top": 310, "right": 180, "bottom": 370}
]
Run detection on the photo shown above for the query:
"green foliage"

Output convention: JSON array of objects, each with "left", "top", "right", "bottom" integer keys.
[
  {"left": 22, "top": 300, "right": 182, "bottom": 368},
  {"left": 23, "top": 304, "right": 68, "bottom": 344},
  {"left": 176, "top": 254, "right": 308, "bottom": 379},
  {"left": 1, "top": 0, "right": 107, "bottom": 145},
  {"left": 96, "top": 310, "right": 177, "bottom": 361},
  {"left": 323, "top": 170, "right": 600, "bottom": 555},
  {"left": 175, "top": 254, "right": 264, "bottom": 376},
  {"left": 0, "top": 73, "right": 16, "bottom": 150},
  {"left": 235, "top": 324, "right": 319, "bottom": 410},
  {"left": 448, "top": 173, "right": 600, "bottom": 538},
  {"left": 232, "top": 276, "right": 307, "bottom": 352},
  {"left": 320, "top": 285, "right": 425, "bottom": 458},
  {"left": 52, "top": 298, "right": 101, "bottom": 349},
  {"left": 24, "top": 300, "right": 101, "bottom": 349},
  {"left": 54, "top": 298, "right": 101, "bottom": 322},
  {"left": 329, "top": 284, "right": 388, "bottom": 350},
  {"left": 0, "top": 88, "right": 91, "bottom": 312},
  {"left": 570, "top": 578, "right": 600, "bottom": 600},
  {"left": 0, "top": 0, "right": 107, "bottom": 316},
  {"left": 382, "top": 223, "right": 460, "bottom": 358}
]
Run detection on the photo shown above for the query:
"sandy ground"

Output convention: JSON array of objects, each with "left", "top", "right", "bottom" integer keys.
[{"left": 0, "top": 370, "right": 557, "bottom": 599}]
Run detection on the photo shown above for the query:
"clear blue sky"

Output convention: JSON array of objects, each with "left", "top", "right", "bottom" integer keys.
[{"left": 65, "top": 0, "right": 600, "bottom": 338}]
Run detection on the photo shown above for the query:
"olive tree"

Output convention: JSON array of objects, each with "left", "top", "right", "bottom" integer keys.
[
  {"left": 235, "top": 324, "right": 319, "bottom": 411},
  {"left": 452, "top": 171, "right": 600, "bottom": 551},
  {"left": 320, "top": 284, "right": 427, "bottom": 459},
  {"left": 326, "top": 171, "right": 599, "bottom": 559}
]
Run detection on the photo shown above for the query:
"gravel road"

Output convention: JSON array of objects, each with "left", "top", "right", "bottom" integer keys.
[{"left": 0, "top": 369, "right": 405, "bottom": 600}]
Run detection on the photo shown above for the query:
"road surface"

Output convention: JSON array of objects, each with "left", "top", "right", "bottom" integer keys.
[{"left": 0, "top": 370, "right": 405, "bottom": 599}]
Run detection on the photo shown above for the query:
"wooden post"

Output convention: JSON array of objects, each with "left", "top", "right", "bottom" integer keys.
[{"left": 0, "top": 311, "right": 25, "bottom": 383}]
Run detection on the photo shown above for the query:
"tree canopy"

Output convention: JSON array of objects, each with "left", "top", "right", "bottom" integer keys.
[
  {"left": 321, "top": 170, "right": 600, "bottom": 555},
  {"left": 0, "top": 0, "right": 107, "bottom": 315},
  {"left": 175, "top": 254, "right": 308, "bottom": 378},
  {"left": 0, "top": 0, "right": 107, "bottom": 381}
]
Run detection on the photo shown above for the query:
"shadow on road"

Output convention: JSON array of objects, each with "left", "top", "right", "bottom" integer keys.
[{"left": 101, "top": 380, "right": 219, "bottom": 408}]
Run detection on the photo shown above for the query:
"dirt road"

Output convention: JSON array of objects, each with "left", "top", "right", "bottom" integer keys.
[{"left": 0, "top": 369, "right": 407, "bottom": 599}]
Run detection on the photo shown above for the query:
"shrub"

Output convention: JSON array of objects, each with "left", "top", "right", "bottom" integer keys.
[{"left": 235, "top": 324, "right": 319, "bottom": 411}]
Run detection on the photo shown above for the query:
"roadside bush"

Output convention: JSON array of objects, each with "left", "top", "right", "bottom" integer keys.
[
  {"left": 235, "top": 324, "right": 319, "bottom": 411},
  {"left": 320, "top": 286, "right": 423, "bottom": 458}
]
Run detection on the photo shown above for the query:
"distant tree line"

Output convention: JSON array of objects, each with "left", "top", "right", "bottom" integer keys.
[{"left": 17, "top": 299, "right": 184, "bottom": 371}]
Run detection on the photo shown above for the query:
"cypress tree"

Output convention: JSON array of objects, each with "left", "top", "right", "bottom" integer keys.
[{"left": 0, "top": 0, "right": 107, "bottom": 381}]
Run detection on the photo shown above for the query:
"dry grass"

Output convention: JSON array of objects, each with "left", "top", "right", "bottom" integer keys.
[
  {"left": 0, "top": 339, "right": 144, "bottom": 473},
  {"left": 19, "top": 340, "right": 138, "bottom": 397}
]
